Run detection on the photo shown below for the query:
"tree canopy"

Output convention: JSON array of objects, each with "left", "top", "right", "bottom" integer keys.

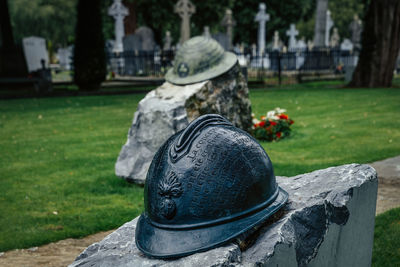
[{"left": 8, "top": 0, "right": 366, "bottom": 48}]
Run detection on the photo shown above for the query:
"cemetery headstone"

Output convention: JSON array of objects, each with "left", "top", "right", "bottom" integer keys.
[
  {"left": 203, "top": 26, "right": 211, "bottom": 38},
  {"left": 296, "top": 37, "right": 307, "bottom": 69},
  {"left": 286, "top": 24, "right": 299, "bottom": 50},
  {"left": 174, "top": 0, "right": 196, "bottom": 44},
  {"left": 341, "top": 38, "right": 354, "bottom": 51},
  {"left": 122, "top": 34, "right": 142, "bottom": 75},
  {"left": 349, "top": 14, "right": 362, "bottom": 50},
  {"left": 134, "top": 26, "right": 156, "bottom": 51},
  {"left": 272, "top": 31, "right": 282, "bottom": 51},
  {"left": 108, "top": 0, "right": 129, "bottom": 53},
  {"left": 221, "top": 9, "right": 236, "bottom": 50},
  {"left": 163, "top": 31, "right": 172, "bottom": 50},
  {"left": 22, "top": 36, "right": 49, "bottom": 73},
  {"left": 314, "top": 0, "right": 328, "bottom": 47},
  {"left": 330, "top": 27, "right": 340, "bottom": 48},
  {"left": 57, "top": 46, "right": 73, "bottom": 70},
  {"left": 325, "top": 10, "right": 334, "bottom": 47},
  {"left": 307, "top": 40, "right": 314, "bottom": 50},
  {"left": 254, "top": 3, "right": 270, "bottom": 54}
]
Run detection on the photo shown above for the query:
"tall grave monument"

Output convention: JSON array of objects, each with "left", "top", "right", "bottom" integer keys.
[
  {"left": 349, "top": 14, "right": 362, "bottom": 50},
  {"left": 108, "top": 0, "right": 129, "bottom": 53},
  {"left": 325, "top": 10, "right": 334, "bottom": 47},
  {"left": 314, "top": 0, "right": 328, "bottom": 47},
  {"left": 174, "top": 0, "right": 196, "bottom": 44},
  {"left": 221, "top": 9, "right": 236, "bottom": 51},
  {"left": 255, "top": 3, "right": 270, "bottom": 54},
  {"left": 286, "top": 24, "right": 299, "bottom": 50}
]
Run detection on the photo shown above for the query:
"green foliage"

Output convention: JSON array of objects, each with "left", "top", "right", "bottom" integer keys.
[
  {"left": 0, "top": 82, "right": 400, "bottom": 252},
  {"left": 297, "top": 0, "right": 365, "bottom": 41},
  {"left": 74, "top": 0, "right": 106, "bottom": 91},
  {"left": 8, "top": 0, "right": 77, "bottom": 46},
  {"left": 373, "top": 207, "right": 400, "bottom": 266}
]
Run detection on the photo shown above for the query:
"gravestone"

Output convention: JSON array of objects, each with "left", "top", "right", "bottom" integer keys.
[
  {"left": 254, "top": 3, "right": 270, "bottom": 54},
  {"left": 340, "top": 38, "right": 353, "bottom": 51},
  {"left": 115, "top": 64, "right": 251, "bottom": 184},
  {"left": 307, "top": 40, "right": 314, "bottom": 51},
  {"left": 286, "top": 24, "right": 299, "bottom": 50},
  {"left": 163, "top": 31, "right": 172, "bottom": 50},
  {"left": 314, "top": 0, "right": 328, "bottom": 47},
  {"left": 123, "top": 34, "right": 141, "bottom": 52},
  {"left": 221, "top": 9, "right": 236, "bottom": 51},
  {"left": 22, "top": 36, "right": 49, "bottom": 73},
  {"left": 203, "top": 26, "right": 211, "bottom": 38},
  {"left": 325, "top": 10, "right": 334, "bottom": 47},
  {"left": 123, "top": 34, "right": 141, "bottom": 75},
  {"left": 108, "top": 0, "right": 129, "bottom": 53},
  {"left": 57, "top": 46, "right": 73, "bottom": 70},
  {"left": 135, "top": 26, "right": 156, "bottom": 51},
  {"left": 296, "top": 38, "right": 307, "bottom": 69},
  {"left": 349, "top": 14, "right": 362, "bottom": 50},
  {"left": 272, "top": 31, "right": 282, "bottom": 51},
  {"left": 330, "top": 27, "right": 340, "bottom": 48},
  {"left": 175, "top": 0, "right": 196, "bottom": 44},
  {"left": 71, "top": 164, "right": 377, "bottom": 267},
  {"left": 212, "top": 33, "right": 229, "bottom": 51}
]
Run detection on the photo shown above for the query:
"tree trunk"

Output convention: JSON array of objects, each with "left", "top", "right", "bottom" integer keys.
[
  {"left": 0, "top": 0, "right": 14, "bottom": 48},
  {"left": 349, "top": 0, "right": 400, "bottom": 87},
  {"left": 123, "top": 0, "right": 137, "bottom": 35}
]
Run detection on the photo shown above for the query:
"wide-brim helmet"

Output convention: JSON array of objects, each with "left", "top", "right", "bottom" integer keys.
[
  {"left": 136, "top": 114, "right": 288, "bottom": 258},
  {"left": 165, "top": 36, "right": 238, "bottom": 85}
]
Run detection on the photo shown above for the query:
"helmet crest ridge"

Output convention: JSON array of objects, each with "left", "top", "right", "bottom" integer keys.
[{"left": 170, "top": 114, "right": 232, "bottom": 162}]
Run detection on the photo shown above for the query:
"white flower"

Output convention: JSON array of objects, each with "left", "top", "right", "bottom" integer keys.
[{"left": 275, "top": 107, "right": 286, "bottom": 114}]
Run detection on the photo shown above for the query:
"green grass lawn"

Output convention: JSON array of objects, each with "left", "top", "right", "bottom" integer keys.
[{"left": 0, "top": 82, "right": 399, "bottom": 265}]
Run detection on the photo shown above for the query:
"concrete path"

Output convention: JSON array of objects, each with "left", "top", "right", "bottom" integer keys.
[
  {"left": 370, "top": 155, "right": 400, "bottom": 214},
  {"left": 0, "top": 157, "right": 399, "bottom": 267}
]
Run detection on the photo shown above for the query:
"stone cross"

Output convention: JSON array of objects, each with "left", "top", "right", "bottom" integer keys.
[
  {"left": 325, "top": 10, "right": 334, "bottom": 47},
  {"left": 254, "top": 3, "right": 270, "bottom": 54},
  {"left": 221, "top": 9, "right": 236, "bottom": 50},
  {"left": 286, "top": 24, "right": 299, "bottom": 50},
  {"left": 174, "top": 0, "right": 196, "bottom": 44},
  {"left": 108, "top": 0, "right": 129, "bottom": 53}
]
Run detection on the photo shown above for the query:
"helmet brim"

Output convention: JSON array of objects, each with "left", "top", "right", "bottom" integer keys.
[
  {"left": 135, "top": 186, "right": 288, "bottom": 259},
  {"left": 165, "top": 51, "right": 238, "bottom": 85}
]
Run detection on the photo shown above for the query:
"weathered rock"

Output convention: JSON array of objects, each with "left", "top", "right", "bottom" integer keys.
[
  {"left": 115, "top": 63, "right": 251, "bottom": 184},
  {"left": 71, "top": 164, "right": 377, "bottom": 267}
]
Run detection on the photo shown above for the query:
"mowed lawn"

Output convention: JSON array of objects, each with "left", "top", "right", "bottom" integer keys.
[{"left": 0, "top": 82, "right": 400, "bottom": 265}]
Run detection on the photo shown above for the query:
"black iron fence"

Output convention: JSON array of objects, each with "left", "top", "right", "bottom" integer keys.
[{"left": 106, "top": 47, "right": 360, "bottom": 84}]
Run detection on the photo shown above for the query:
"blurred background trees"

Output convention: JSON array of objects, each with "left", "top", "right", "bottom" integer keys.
[{"left": 8, "top": 0, "right": 366, "bottom": 48}]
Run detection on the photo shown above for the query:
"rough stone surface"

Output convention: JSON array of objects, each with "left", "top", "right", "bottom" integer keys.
[
  {"left": 115, "top": 63, "right": 251, "bottom": 184},
  {"left": 71, "top": 164, "right": 377, "bottom": 267}
]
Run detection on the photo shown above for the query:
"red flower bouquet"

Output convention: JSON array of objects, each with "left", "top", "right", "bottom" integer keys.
[{"left": 252, "top": 108, "right": 294, "bottom": 141}]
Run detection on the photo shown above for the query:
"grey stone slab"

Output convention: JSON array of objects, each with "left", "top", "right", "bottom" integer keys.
[{"left": 71, "top": 164, "right": 377, "bottom": 267}]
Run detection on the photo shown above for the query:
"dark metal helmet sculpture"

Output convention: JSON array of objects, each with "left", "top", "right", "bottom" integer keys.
[
  {"left": 136, "top": 114, "right": 288, "bottom": 258},
  {"left": 165, "top": 36, "right": 238, "bottom": 85}
]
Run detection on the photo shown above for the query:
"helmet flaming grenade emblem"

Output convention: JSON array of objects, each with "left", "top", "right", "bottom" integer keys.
[{"left": 158, "top": 171, "right": 183, "bottom": 219}]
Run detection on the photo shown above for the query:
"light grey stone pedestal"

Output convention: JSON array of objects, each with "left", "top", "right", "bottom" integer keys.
[{"left": 70, "top": 164, "right": 377, "bottom": 267}]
